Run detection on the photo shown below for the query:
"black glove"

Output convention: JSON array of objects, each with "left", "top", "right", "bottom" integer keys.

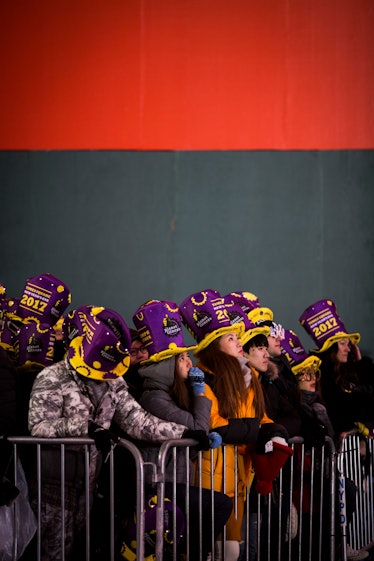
[
  {"left": 182, "top": 429, "right": 211, "bottom": 451},
  {"left": 88, "top": 422, "right": 119, "bottom": 459},
  {"left": 256, "top": 423, "right": 289, "bottom": 453},
  {"left": 214, "top": 418, "right": 260, "bottom": 445}
]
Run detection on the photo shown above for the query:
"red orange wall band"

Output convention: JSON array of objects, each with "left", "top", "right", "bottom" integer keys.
[{"left": 1, "top": 0, "right": 373, "bottom": 150}]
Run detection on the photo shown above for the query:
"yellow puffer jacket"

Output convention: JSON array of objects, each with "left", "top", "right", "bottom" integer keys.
[{"left": 195, "top": 373, "right": 273, "bottom": 498}]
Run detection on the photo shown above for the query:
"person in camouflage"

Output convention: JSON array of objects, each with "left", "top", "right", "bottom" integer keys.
[{"left": 28, "top": 306, "right": 192, "bottom": 561}]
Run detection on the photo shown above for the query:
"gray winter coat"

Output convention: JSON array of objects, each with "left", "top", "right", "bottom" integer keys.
[{"left": 138, "top": 357, "right": 212, "bottom": 483}]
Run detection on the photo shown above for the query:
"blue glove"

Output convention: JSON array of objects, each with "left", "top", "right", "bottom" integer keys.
[
  {"left": 208, "top": 431, "right": 222, "bottom": 449},
  {"left": 188, "top": 366, "right": 205, "bottom": 395}
]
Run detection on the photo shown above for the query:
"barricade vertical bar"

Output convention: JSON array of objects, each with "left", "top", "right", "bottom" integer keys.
[
  {"left": 210, "top": 446, "right": 216, "bottom": 561},
  {"left": 210, "top": 447, "right": 216, "bottom": 561},
  {"left": 329, "top": 441, "right": 336, "bottom": 561},
  {"left": 109, "top": 446, "right": 115, "bottom": 561},
  {"left": 297, "top": 443, "right": 305, "bottom": 561},
  {"left": 308, "top": 446, "right": 315, "bottom": 561},
  {"left": 368, "top": 438, "right": 374, "bottom": 542},
  {"left": 36, "top": 443, "right": 41, "bottom": 561},
  {"left": 277, "top": 467, "right": 283, "bottom": 561},
  {"left": 11, "top": 442, "right": 18, "bottom": 561},
  {"left": 317, "top": 444, "right": 325, "bottom": 561},
  {"left": 84, "top": 443, "right": 90, "bottom": 561},
  {"left": 60, "top": 444, "right": 65, "bottom": 561}
]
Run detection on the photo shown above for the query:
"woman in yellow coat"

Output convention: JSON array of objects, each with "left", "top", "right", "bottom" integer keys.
[{"left": 180, "top": 290, "right": 293, "bottom": 561}]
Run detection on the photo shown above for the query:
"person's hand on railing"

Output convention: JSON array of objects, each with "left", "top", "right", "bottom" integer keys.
[{"left": 88, "top": 422, "right": 119, "bottom": 460}]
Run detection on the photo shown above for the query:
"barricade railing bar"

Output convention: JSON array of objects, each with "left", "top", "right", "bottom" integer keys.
[{"left": 4, "top": 433, "right": 373, "bottom": 561}]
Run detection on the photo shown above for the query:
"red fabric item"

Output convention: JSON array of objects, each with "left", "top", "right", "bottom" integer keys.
[{"left": 251, "top": 441, "right": 294, "bottom": 495}]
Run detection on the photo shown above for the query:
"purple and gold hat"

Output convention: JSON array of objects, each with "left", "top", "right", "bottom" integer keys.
[
  {"left": 248, "top": 306, "right": 285, "bottom": 340},
  {"left": 248, "top": 307, "right": 274, "bottom": 325},
  {"left": 62, "top": 305, "right": 95, "bottom": 346},
  {"left": 17, "top": 273, "right": 71, "bottom": 326},
  {"left": 0, "top": 317, "right": 19, "bottom": 357},
  {"left": 132, "top": 300, "right": 196, "bottom": 364},
  {"left": 299, "top": 299, "right": 360, "bottom": 353},
  {"left": 68, "top": 307, "right": 131, "bottom": 381},
  {"left": 179, "top": 289, "right": 244, "bottom": 355},
  {"left": 227, "top": 291, "right": 260, "bottom": 314},
  {"left": 16, "top": 321, "right": 56, "bottom": 370},
  {"left": 281, "top": 329, "right": 322, "bottom": 375},
  {"left": 223, "top": 294, "right": 270, "bottom": 346}
]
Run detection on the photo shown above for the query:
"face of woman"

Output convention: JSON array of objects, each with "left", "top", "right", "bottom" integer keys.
[
  {"left": 297, "top": 367, "right": 321, "bottom": 391},
  {"left": 175, "top": 352, "right": 193, "bottom": 379},
  {"left": 335, "top": 338, "right": 351, "bottom": 363},
  {"left": 218, "top": 332, "right": 243, "bottom": 358},
  {"left": 246, "top": 345, "right": 269, "bottom": 373}
]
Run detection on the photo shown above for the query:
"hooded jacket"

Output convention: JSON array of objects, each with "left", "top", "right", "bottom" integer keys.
[{"left": 139, "top": 356, "right": 212, "bottom": 482}]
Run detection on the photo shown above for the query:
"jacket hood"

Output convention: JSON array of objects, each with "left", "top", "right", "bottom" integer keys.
[{"left": 138, "top": 356, "right": 176, "bottom": 392}]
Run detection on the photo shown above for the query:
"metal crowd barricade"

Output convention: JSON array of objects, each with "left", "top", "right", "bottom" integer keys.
[
  {"left": 6, "top": 434, "right": 372, "bottom": 561},
  {"left": 337, "top": 432, "right": 374, "bottom": 558},
  {"left": 153, "top": 437, "right": 337, "bottom": 561},
  {"left": 6, "top": 436, "right": 149, "bottom": 561}
]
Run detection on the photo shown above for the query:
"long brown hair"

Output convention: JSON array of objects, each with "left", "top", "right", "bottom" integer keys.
[
  {"left": 319, "top": 343, "right": 360, "bottom": 391},
  {"left": 197, "top": 337, "right": 265, "bottom": 419},
  {"left": 171, "top": 357, "right": 193, "bottom": 411}
]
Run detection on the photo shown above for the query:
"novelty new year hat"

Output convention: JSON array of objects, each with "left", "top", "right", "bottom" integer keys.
[
  {"left": 226, "top": 291, "right": 260, "bottom": 314},
  {"left": 248, "top": 306, "right": 285, "bottom": 340},
  {"left": 132, "top": 300, "right": 196, "bottom": 364},
  {"left": 281, "top": 329, "right": 322, "bottom": 375},
  {"left": 179, "top": 289, "right": 244, "bottom": 355},
  {"left": 62, "top": 305, "right": 95, "bottom": 346},
  {"left": 299, "top": 299, "right": 360, "bottom": 353},
  {"left": 17, "top": 321, "right": 56, "bottom": 369},
  {"left": 223, "top": 294, "right": 270, "bottom": 347},
  {"left": 17, "top": 273, "right": 71, "bottom": 326},
  {"left": 68, "top": 306, "right": 131, "bottom": 381}
]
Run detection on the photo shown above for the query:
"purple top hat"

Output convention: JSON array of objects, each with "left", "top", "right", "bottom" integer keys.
[
  {"left": 16, "top": 321, "right": 56, "bottom": 369},
  {"left": 68, "top": 307, "right": 131, "bottom": 381},
  {"left": 248, "top": 307, "right": 274, "bottom": 325},
  {"left": 0, "top": 317, "right": 19, "bottom": 357},
  {"left": 248, "top": 306, "right": 285, "bottom": 340},
  {"left": 62, "top": 305, "right": 95, "bottom": 346},
  {"left": 226, "top": 291, "right": 260, "bottom": 314},
  {"left": 299, "top": 299, "right": 360, "bottom": 353},
  {"left": 132, "top": 300, "right": 196, "bottom": 363},
  {"left": 17, "top": 273, "right": 71, "bottom": 326},
  {"left": 179, "top": 289, "right": 244, "bottom": 355},
  {"left": 223, "top": 294, "right": 270, "bottom": 346},
  {"left": 281, "top": 329, "right": 322, "bottom": 374}
]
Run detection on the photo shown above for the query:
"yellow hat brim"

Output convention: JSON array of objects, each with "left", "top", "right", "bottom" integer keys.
[
  {"left": 68, "top": 335, "right": 130, "bottom": 381},
  {"left": 140, "top": 344, "right": 197, "bottom": 365},
  {"left": 240, "top": 326, "right": 270, "bottom": 346},
  {"left": 194, "top": 322, "right": 244, "bottom": 356},
  {"left": 291, "top": 355, "right": 322, "bottom": 375},
  {"left": 312, "top": 331, "right": 361, "bottom": 353}
]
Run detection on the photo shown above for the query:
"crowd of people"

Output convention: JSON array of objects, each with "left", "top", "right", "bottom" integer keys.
[{"left": 0, "top": 274, "right": 373, "bottom": 561}]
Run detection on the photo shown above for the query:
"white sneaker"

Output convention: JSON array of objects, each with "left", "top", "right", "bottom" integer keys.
[{"left": 346, "top": 544, "right": 369, "bottom": 560}]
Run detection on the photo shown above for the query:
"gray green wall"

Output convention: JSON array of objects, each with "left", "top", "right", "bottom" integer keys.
[{"left": 1, "top": 150, "right": 373, "bottom": 354}]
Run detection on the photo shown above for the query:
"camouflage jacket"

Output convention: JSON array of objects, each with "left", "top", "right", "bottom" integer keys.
[{"left": 28, "top": 358, "right": 187, "bottom": 441}]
